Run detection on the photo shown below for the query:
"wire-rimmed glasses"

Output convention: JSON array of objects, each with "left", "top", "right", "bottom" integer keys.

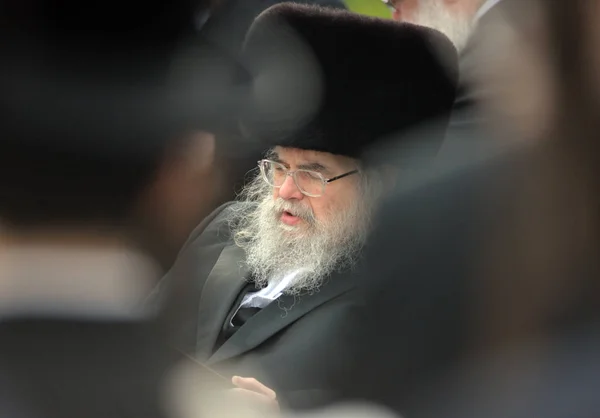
[{"left": 258, "top": 159, "right": 359, "bottom": 197}]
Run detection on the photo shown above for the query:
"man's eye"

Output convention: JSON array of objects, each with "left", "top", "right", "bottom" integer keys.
[{"left": 300, "top": 171, "right": 321, "bottom": 180}]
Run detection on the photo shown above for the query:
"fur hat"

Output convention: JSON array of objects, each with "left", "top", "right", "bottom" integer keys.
[{"left": 242, "top": 3, "right": 459, "bottom": 159}]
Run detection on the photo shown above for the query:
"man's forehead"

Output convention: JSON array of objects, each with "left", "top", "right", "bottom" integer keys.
[{"left": 273, "top": 146, "right": 357, "bottom": 166}]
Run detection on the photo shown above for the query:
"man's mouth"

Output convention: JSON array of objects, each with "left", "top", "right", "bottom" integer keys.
[{"left": 281, "top": 210, "right": 302, "bottom": 226}]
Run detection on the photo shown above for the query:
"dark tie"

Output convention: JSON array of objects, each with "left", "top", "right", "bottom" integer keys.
[{"left": 214, "top": 283, "right": 261, "bottom": 351}]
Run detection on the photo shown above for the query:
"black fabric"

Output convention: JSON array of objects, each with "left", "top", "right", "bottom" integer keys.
[
  {"left": 241, "top": 3, "right": 459, "bottom": 158},
  {"left": 232, "top": 306, "right": 262, "bottom": 329},
  {"left": 215, "top": 282, "right": 262, "bottom": 350},
  {"left": 0, "top": 0, "right": 247, "bottom": 226},
  {"left": 0, "top": 318, "right": 175, "bottom": 418},
  {"left": 0, "top": 0, "right": 241, "bottom": 151},
  {"left": 202, "top": 0, "right": 347, "bottom": 55},
  {"left": 0, "top": 314, "right": 233, "bottom": 417}
]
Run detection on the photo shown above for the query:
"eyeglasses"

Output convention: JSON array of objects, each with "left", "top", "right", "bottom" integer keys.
[
  {"left": 258, "top": 159, "right": 359, "bottom": 198},
  {"left": 381, "top": 0, "right": 398, "bottom": 12}
]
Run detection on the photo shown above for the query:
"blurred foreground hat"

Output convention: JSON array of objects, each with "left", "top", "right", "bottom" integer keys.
[
  {"left": 241, "top": 3, "right": 459, "bottom": 159},
  {"left": 0, "top": 0, "right": 318, "bottom": 225},
  {"left": 0, "top": 0, "right": 253, "bottom": 160}
]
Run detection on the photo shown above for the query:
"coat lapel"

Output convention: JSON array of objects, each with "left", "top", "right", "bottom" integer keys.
[
  {"left": 206, "top": 270, "right": 356, "bottom": 365},
  {"left": 195, "top": 244, "right": 248, "bottom": 361}
]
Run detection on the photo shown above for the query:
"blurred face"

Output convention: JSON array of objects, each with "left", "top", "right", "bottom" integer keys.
[
  {"left": 139, "top": 131, "right": 216, "bottom": 266},
  {"left": 231, "top": 146, "right": 382, "bottom": 295},
  {"left": 390, "top": 0, "right": 478, "bottom": 51}
]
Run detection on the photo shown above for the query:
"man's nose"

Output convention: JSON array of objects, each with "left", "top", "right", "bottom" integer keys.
[{"left": 277, "top": 175, "right": 304, "bottom": 200}]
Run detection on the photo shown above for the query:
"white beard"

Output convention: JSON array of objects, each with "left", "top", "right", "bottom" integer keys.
[
  {"left": 409, "top": 1, "right": 475, "bottom": 52},
  {"left": 229, "top": 173, "right": 378, "bottom": 296}
]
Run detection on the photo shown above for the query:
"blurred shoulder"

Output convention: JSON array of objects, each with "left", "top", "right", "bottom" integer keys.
[
  {"left": 387, "top": 140, "right": 536, "bottom": 217},
  {"left": 180, "top": 201, "right": 255, "bottom": 250}
]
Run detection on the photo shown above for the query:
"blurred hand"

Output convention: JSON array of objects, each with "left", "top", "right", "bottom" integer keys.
[{"left": 231, "top": 376, "right": 279, "bottom": 413}]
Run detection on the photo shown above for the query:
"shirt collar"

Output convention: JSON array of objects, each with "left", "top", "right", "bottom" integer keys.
[{"left": 473, "top": 0, "right": 504, "bottom": 22}]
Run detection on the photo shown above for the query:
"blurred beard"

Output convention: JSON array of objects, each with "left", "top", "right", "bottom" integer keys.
[
  {"left": 409, "top": 1, "right": 474, "bottom": 52},
  {"left": 230, "top": 174, "right": 375, "bottom": 296}
]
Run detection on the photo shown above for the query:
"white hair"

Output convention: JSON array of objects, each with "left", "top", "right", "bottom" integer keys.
[
  {"left": 409, "top": 0, "right": 475, "bottom": 52},
  {"left": 228, "top": 159, "right": 383, "bottom": 296}
]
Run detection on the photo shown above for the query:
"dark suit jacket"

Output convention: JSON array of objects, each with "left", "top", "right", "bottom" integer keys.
[
  {"left": 0, "top": 318, "right": 177, "bottom": 418},
  {"left": 155, "top": 202, "right": 367, "bottom": 410}
]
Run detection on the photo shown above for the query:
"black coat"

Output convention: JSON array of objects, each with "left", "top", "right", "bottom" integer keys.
[
  {"left": 0, "top": 318, "right": 176, "bottom": 418},
  {"left": 155, "top": 202, "right": 367, "bottom": 410},
  {"left": 0, "top": 314, "right": 234, "bottom": 418}
]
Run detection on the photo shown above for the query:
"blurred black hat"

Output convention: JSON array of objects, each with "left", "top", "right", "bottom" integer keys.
[
  {"left": 0, "top": 0, "right": 249, "bottom": 159},
  {"left": 201, "top": 0, "right": 347, "bottom": 53},
  {"left": 0, "top": 0, "right": 260, "bottom": 225},
  {"left": 241, "top": 3, "right": 459, "bottom": 159}
]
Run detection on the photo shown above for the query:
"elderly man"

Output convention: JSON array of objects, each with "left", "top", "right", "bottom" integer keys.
[
  {"left": 155, "top": 3, "right": 458, "bottom": 411},
  {"left": 384, "top": 0, "right": 510, "bottom": 160}
]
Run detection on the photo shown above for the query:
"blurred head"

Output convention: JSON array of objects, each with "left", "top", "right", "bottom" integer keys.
[
  {"left": 387, "top": 0, "right": 484, "bottom": 51},
  {"left": 230, "top": 146, "right": 384, "bottom": 295},
  {"left": 0, "top": 0, "right": 229, "bottom": 265},
  {"left": 0, "top": 128, "right": 217, "bottom": 257}
]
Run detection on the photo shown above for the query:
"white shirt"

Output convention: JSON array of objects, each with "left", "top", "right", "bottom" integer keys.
[{"left": 239, "top": 269, "right": 308, "bottom": 309}]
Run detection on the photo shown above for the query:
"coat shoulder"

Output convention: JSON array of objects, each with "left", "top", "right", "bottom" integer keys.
[
  {"left": 181, "top": 201, "right": 255, "bottom": 251},
  {"left": 146, "top": 201, "right": 252, "bottom": 312}
]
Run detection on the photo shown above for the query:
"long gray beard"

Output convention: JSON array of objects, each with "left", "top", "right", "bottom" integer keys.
[
  {"left": 229, "top": 174, "right": 376, "bottom": 296},
  {"left": 409, "top": 0, "right": 475, "bottom": 52}
]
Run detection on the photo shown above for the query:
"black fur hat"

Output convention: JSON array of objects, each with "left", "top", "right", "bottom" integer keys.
[{"left": 242, "top": 3, "right": 459, "bottom": 158}]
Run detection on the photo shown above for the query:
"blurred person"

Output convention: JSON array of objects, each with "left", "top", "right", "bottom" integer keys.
[
  {"left": 384, "top": 0, "right": 518, "bottom": 161},
  {"left": 340, "top": 0, "right": 600, "bottom": 416},
  {"left": 152, "top": 3, "right": 458, "bottom": 411},
  {"left": 0, "top": 0, "right": 263, "bottom": 416}
]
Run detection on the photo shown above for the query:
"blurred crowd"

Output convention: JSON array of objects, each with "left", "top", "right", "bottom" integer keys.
[{"left": 2, "top": 0, "right": 600, "bottom": 417}]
